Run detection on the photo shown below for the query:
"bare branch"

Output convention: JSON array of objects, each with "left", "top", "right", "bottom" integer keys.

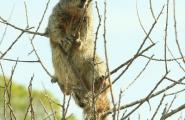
[
  {"left": 24, "top": 75, "right": 35, "bottom": 120},
  {"left": 103, "top": 74, "right": 185, "bottom": 116},
  {"left": 0, "top": 31, "right": 24, "bottom": 59},
  {"left": 103, "top": 0, "right": 116, "bottom": 118},
  {"left": 122, "top": 72, "right": 168, "bottom": 119},
  {"left": 2, "top": 58, "right": 39, "bottom": 63},
  {"left": 173, "top": 0, "right": 185, "bottom": 63},
  {"left": 149, "top": 0, "right": 156, "bottom": 21},
  {"left": 0, "top": 4, "right": 15, "bottom": 46},
  {"left": 164, "top": 0, "right": 169, "bottom": 73},
  {"left": 28, "top": 0, "right": 52, "bottom": 78},
  {"left": 123, "top": 55, "right": 153, "bottom": 91},
  {"left": 161, "top": 103, "right": 185, "bottom": 119},
  {"left": 141, "top": 54, "right": 185, "bottom": 62},
  {"left": 151, "top": 94, "right": 166, "bottom": 120},
  {"left": 0, "top": 17, "right": 46, "bottom": 36}
]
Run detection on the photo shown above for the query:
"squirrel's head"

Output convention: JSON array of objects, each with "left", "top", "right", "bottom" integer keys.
[{"left": 61, "top": 0, "right": 88, "bottom": 8}]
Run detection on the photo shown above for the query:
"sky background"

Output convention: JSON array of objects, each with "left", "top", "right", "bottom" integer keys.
[{"left": 0, "top": 0, "right": 185, "bottom": 119}]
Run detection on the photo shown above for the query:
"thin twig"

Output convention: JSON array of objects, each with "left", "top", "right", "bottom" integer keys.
[
  {"left": 160, "top": 103, "right": 168, "bottom": 120},
  {"left": 39, "top": 99, "right": 52, "bottom": 120},
  {"left": 122, "top": 72, "right": 168, "bottom": 119},
  {"left": 120, "top": 110, "right": 127, "bottom": 119},
  {"left": 103, "top": 75, "right": 185, "bottom": 116},
  {"left": 123, "top": 55, "right": 154, "bottom": 91},
  {"left": 164, "top": 0, "right": 169, "bottom": 73},
  {"left": 103, "top": 0, "right": 116, "bottom": 119},
  {"left": 166, "top": 94, "right": 177, "bottom": 112},
  {"left": 42, "top": 85, "right": 60, "bottom": 120},
  {"left": 7, "top": 104, "right": 16, "bottom": 120},
  {"left": 24, "top": 1, "right": 29, "bottom": 28},
  {"left": 0, "top": 62, "right": 7, "bottom": 120},
  {"left": 165, "top": 77, "right": 185, "bottom": 85},
  {"left": 167, "top": 47, "right": 185, "bottom": 73},
  {"left": 166, "top": 89, "right": 185, "bottom": 96},
  {"left": 0, "top": 31, "right": 24, "bottom": 59},
  {"left": 2, "top": 58, "right": 39, "bottom": 63},
  {"left": 96, "top": 43, "right": 155, "bottom": 97},
  {"left": 0, "top": 17, "right": 46, "bottom": 36},
  {"left": 6, "top": 59, "right": 18, "bottom": 120},
  {"left": 42, "top": 111, "right": 57, "bottom": 120},
  {"left": 151, "top": 94, "right": 166, "bottom": 120},
  {"left": 64, "top": 94, "right": 72, "bottom": 118},
  {"left": 29, "top": 0, "right": 52, "bottom": 78},
  {"left": 136, "top": 0, "right": 154, "bottom": 44},
  {"left": 62, "top": 94, "right": 66, "bottom": 120},
  {"left": 149, "top": 0, "right": 156, "bottom": 21},
  {"left": 43, "top": 94, "right": 63, "bottom": 108},
  {"left": 24, "top": 75, "right": 35, "bottom": 120},
  {"left": 111, "top": 4, "right": 164, "bottom": 84},
  {"left": 141, "top": 54, "right": 185, "bottom": 62},
  {"left": 0, "top": 4, "right": 15, "bottom": 46},
  {"left": 173, "top": 0, "right": 185, "bottom": 63},
  {"left": 92, "top": 5, "right": 164, "bottom": 98},
  {"left": 116, "top": 89, "right": 123, "bottom": 120},
  {"left": 92, "top": 1, "right": 102, "bottom": 118},
  {"left": 161, "top": 103, "right": 185, "bottom": 119}
]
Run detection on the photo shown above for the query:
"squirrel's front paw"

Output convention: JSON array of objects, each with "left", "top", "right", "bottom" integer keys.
[
  {"left": 59, "top": 34, "right": 81, "bottom": 53},
  {"left": 67, "top": 35, "right": 81, "bottom": 48},
  {"left": 68, "top": 34, "right": 78, "bottom": 41}
]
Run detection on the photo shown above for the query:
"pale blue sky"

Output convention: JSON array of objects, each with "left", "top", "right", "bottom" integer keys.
[{"left": 0, "top": 0, "right": 185, "bottom": 119}]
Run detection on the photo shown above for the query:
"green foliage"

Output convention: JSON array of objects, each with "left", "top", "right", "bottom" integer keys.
[
  {"left": 66, "top": 114, "right": 77, "bottom": 120},
  {"left": 0, "top": 76, "right": 76, "bottom": 120}
]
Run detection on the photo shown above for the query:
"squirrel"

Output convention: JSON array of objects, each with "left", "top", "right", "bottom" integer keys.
[{"left": 46, "top": 0, "right": 110, "bottom": 119}]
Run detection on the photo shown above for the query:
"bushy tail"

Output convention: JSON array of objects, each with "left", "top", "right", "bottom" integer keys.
[
  {"left": 85, "top": 92, "right": 110, "bottom": 120},
  {"left": 71, "top": 75, "right": 110, "bottom": 120}
]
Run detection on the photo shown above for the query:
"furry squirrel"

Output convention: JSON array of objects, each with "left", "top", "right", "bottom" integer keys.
[{"left": 46, "top": 0, "right": 110, "bottom": 119}]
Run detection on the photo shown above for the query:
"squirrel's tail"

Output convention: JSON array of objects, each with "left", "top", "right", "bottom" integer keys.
[
  {"left": 91, "top": 92, "right": 110, "bottom": 120},
  {"left": 72, "top": 89, "right": 110, "bottom": 120}
]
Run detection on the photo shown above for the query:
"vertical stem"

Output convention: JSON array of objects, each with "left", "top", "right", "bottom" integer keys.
[
  {"left": 103, "top": 0, "right": 116, "bottom": 119},
  {"left": 164, "top": 0, "right": 169, "bottom": 73}
]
